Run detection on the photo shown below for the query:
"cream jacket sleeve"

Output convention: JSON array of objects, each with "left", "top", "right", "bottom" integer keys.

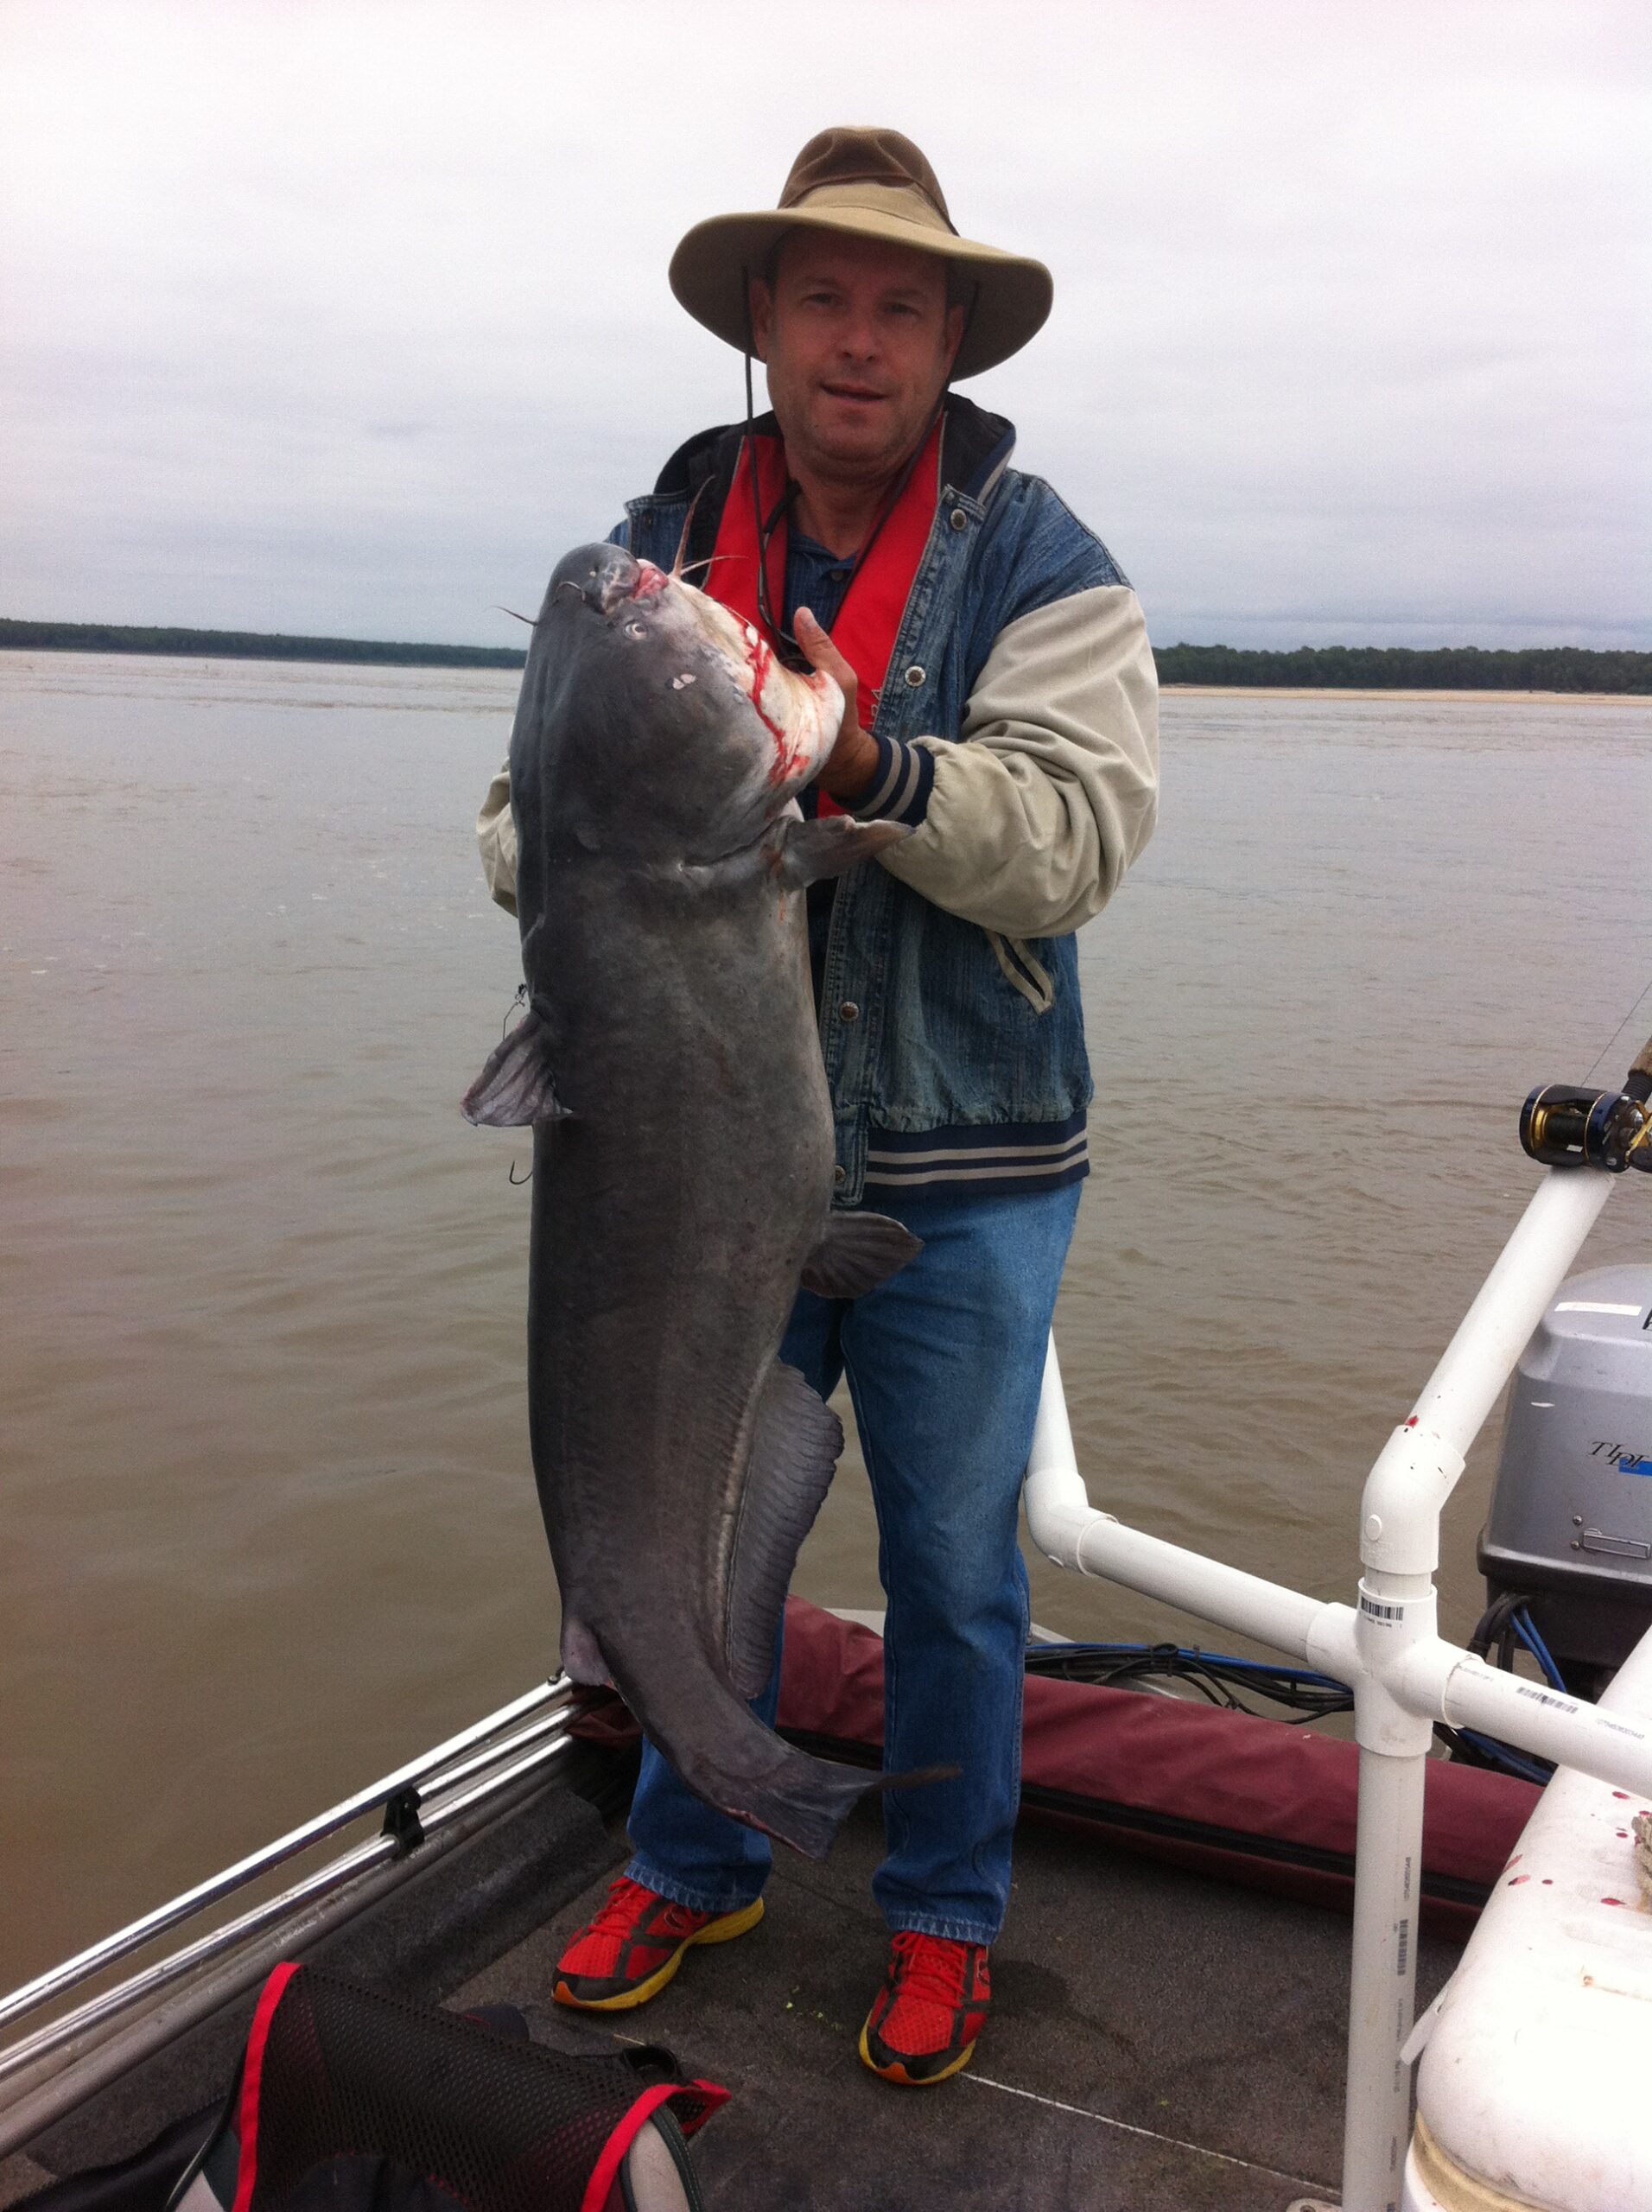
[
  {"left": 878, "top": 582, "right": 1159, "bottom": 938},
  {"left": 478, "top": 760, "right": 518, "bottom": 915}
]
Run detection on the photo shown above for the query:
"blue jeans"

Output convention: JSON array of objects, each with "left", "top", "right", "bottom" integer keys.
[{"left": 626, "top": 1179, "right": 1081, "bottom": 1946}]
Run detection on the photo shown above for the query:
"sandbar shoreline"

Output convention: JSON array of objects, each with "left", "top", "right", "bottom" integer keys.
[{"left": 1163, "top": 685, "right": 1646, "bottom": 704}]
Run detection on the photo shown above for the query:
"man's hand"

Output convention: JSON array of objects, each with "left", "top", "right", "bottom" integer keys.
[{"left": 795, "top": 607, "right": 880, "bottom": 804}]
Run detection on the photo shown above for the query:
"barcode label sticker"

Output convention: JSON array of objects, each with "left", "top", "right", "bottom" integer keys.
[{"left": 1514, "top": 1682, "right": 1572, "bottom": 1713}]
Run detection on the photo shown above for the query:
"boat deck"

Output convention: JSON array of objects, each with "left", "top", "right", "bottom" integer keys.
[
  {"left": 456, "top": 1790, "right": 1461, "bottom": 2211},
  {"left": 1, "top": 1767, "right": 1466, "bottom": 2212}
]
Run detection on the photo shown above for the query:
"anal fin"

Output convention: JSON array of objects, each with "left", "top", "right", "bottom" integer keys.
[
  {"left": 801, "top": 1211, "right": 923, "bottom": 1299},
  {"left": 724, "top": 1363, "right": 843, "bottom": 1700},
  {"left": 462, "top": 1007, "right": 569, "bottom": 1128}
]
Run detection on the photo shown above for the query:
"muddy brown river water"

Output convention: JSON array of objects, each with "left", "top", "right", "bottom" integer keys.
[{"left": 3, "top": 652, "right": 1649, "bottom": 1989}]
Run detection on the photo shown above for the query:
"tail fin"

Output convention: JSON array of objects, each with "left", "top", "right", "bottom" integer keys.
[{"left": 713, "top": 1745, "right": 956, "bottom": 1862}]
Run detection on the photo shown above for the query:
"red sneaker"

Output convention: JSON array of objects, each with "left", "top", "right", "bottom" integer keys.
[
  {"left": 553, "top": 1876, "right": 764, "bottom": 2012},
  {"left": 858, "top": 1930, "right": 992, "bottom": 2086}
]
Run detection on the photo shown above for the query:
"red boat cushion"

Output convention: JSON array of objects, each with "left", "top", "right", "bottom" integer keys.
[{"left": 774, "top": 1599, "right": 1539, "bottom": 1936}]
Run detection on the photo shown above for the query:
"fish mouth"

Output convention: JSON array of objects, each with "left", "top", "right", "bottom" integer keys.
[
  {"left": 627, "top": 561, "right": 670, "bottom": 602},
  {"left": 553, "top": 545, "right": 658, "bottom": 620},
  {"left": 592, "top": 558, "right": 666, "bottom": 618}
]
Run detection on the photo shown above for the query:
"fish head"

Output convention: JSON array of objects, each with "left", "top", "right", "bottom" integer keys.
[
  {"left": 666, "top": 575, "right": 846, "bottom": 803},
  {"left": 528, "top": 542, "right": 843, "bottom": 858}
]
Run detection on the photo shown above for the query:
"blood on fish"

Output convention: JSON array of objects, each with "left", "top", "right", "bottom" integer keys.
[{"left": 746, "top": 633, "right": 810, "bottom": 785}]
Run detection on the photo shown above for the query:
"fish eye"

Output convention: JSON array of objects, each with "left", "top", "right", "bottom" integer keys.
[{"left": 626, "top": 620, "right": 646, "bottom": 639}]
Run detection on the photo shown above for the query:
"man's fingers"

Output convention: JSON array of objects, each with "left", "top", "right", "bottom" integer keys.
[
  {"left": 795, "top": 607, "right": 861, "bottom": 724},
  {"left": 795, "top": 607, "right": 852, "bottom": 680},
  {"left": 792, "top": 608, "right": 877, "bottom": 794}
]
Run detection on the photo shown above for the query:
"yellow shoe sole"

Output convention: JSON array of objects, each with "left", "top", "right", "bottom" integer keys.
[
  {"left": 554, "top": 1896, "right": 764, "bottom": 2012},
  {"left": 858, "top": 2017, "right": 979, "bottom": 2086}
]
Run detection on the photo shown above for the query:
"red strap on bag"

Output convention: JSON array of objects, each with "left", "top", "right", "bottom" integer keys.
[
  {"left": 229, "top": 1961, "right": 302, "bottom": 2212},
  {"left": 579, "top": 2080, "right": 728, "bottom": 2212}
]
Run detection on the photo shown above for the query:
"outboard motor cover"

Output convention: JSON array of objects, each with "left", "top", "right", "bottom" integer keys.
[{"left": 1479, "top": 1262, "right": 1652, "bottom": 1679}]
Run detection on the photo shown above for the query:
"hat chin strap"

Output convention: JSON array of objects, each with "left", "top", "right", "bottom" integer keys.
[
  {"left": 957, "top": 279, "right": 982, "bottom": 368},
  {"left": 740, "top": 267, "right": 790, "bottom": 654}
]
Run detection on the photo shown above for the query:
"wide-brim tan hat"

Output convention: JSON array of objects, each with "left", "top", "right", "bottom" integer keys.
[{"left": 670, "top": 126, "right": 1052, "bottom": 381}]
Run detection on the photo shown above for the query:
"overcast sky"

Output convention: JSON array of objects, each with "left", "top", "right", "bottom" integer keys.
[{"left": 2, "top": 0, "right": 1647, "bottom": 650}]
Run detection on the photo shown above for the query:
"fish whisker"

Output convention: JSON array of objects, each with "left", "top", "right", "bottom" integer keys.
[{"left": 670, "top": 480, "right": 712, "bottom": 578}]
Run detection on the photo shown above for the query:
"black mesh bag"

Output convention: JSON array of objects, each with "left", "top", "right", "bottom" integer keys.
[{"left": 166, "top": 1963, "right": 725, "bottom": 2212}]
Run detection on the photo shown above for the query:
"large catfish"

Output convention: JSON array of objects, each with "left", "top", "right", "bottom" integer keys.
[{"left": 464, "top": 541, "right": 931, "bottom": 1859}]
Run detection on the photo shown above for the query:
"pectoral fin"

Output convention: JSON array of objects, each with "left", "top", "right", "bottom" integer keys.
[
  {"left": 801, "top": 1211, "right": 923, "bottom": 1299},
  {"left": 779, "top": 815, "right": 912, "bottom": 889},
  {"left": 461, "top": 1007, "right": 570, "bottom": 1127},
  {"left": 723, "top": 1363, "right": 843, "bottom": 1700}
]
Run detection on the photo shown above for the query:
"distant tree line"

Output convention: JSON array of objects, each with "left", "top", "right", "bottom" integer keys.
[
  {"left": 1153, "top": 642, "right": 1651, "bottom": 693},
  {"left": 0, "top": 619, "right": 527, "bottom": 670},
  {"left": 3, "top": 620, "right": 1648, "bottom": 693}
]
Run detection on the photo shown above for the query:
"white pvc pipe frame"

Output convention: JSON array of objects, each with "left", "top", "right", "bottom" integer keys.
[{"left": 1021, "top": 1163, "right": 1652, "bottom": 2212}]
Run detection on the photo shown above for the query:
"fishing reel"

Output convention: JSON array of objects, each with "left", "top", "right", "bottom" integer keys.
[{"left": 1521, "top": 1044, "right": 1652, "bottom": 1175}]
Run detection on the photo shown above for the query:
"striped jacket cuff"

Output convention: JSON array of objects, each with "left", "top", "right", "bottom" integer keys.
[
  {"left": 853, "top": 733, "right": 935, "bottom": 827},
  {"left": 861, "top": 1111, "right": 1090, "bottom": 1194}
]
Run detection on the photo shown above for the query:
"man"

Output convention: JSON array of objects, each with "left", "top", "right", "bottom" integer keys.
[{"left": 477, "top": 126, "right": 1157, "bottom": 2086}]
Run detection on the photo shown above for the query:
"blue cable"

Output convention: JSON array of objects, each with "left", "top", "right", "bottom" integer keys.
[
  {"left": 1032, "top": 1637, "right": 1562, "bottom": 1783},
  {"left": 1511, "top": 1608, "right": 1568, "bottom": 1692},
  {"left": 1458, "top": 1728, "right": 1554, "bottom": 1786},
  {"left": 1029, "top": 1640, "right": 1350, "bottom": 1694}
]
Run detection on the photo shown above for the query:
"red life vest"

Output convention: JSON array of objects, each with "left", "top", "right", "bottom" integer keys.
[{"left": 707, "top": 420, "right": 944, "bottom": 813}]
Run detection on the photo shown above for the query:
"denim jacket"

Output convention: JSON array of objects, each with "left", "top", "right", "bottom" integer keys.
[{"left": 478, "top": 396, "right": 1158, "bottom": 1204}]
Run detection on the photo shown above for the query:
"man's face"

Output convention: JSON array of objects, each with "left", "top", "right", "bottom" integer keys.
[{"left": 749, "top": 232, "right": 964, "bottom": 486}]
